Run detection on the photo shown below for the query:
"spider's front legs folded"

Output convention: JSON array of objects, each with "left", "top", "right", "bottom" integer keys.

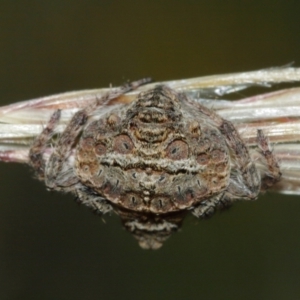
[
  {"left": 29, "top": 78, "right": 151, "bottom": 190},
  {"left": 29, "top": 109, "right": 61, "bottom": 181},
  {"left": 185, "top": 93, "right": 261, "bottom": 202},
  {"left": 192, "top": 123, "right": 263, "bottom": 218},
  {"left": 220, "top": 120, "right": 261, "bottom": 201}
]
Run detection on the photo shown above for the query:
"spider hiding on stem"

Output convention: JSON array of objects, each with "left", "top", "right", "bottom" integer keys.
[{"left": 28, "top": 78, "right": 281, "bottom": 249}]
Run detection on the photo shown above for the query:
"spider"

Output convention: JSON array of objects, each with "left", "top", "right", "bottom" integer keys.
[{"left": 29, "top": 79, "right": 281, "bottom": 249}]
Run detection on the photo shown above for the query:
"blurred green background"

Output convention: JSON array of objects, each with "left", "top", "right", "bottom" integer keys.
[{"left": 1, "top": 1, "right": 300, "bottom": 299}]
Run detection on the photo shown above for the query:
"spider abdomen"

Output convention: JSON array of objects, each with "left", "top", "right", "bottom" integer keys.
[{"left": 75, "top": 85, "right": 231, "bottom": 214}]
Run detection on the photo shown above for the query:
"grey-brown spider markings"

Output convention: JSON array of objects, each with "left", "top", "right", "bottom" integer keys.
[{"left": 29, "top": 79, "right": 281, "bottom": 249}]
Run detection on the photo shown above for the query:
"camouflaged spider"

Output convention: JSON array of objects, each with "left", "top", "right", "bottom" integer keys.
[{"left": 29, "top": 79, "right": 281, "bottom": 249}]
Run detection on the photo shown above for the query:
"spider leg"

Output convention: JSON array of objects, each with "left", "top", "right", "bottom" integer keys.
[
  {"left": 192, "top": 193, "right": 225, "bottom": 218},
  {"left": 75, "top": 186, "right": 113, "bottom": 214},
  {"left": 45, "top": 78, "right": 151, "bottom": 190},
  {"left": 256, "top": 129, "right": 281, "bottom": 190},
  {"left": 29, "top": 109, "right": 61, "bottom": 180},
  {"left": 219, "top": 120, "right": 261, "bottom": 200},
  {"left": 220, "top": 130, "right": 281, "bottom": 206}
]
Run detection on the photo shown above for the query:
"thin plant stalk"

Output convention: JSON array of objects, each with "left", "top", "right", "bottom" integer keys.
[{"left": 0, "top": 67, "right": 300, "bottom": 194}]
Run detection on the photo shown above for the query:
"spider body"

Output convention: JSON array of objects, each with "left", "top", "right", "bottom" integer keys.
[
  {"left": 76, "top": 85, "right": 232, "bottom": 214},
  {"left": 29, "top": 80, "right": 280, "bottom": 249}
]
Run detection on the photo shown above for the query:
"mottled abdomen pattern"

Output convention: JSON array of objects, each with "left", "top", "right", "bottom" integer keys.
[{"left": 75, "top": 86, "right": 230, "bottom": 214}]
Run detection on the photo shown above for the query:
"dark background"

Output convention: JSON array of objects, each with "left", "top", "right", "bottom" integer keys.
[{"left": 1, "top": 1, "right": 300, "bottom": 299}]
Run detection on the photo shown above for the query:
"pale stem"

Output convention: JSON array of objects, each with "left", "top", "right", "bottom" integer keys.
[{"left": 0, "top": 67, "right": 300, "bottom": 194}]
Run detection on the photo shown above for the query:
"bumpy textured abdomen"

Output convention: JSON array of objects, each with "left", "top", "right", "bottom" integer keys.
[{"left": 75, "top": 86, "right": 231, "bottom": 214}]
